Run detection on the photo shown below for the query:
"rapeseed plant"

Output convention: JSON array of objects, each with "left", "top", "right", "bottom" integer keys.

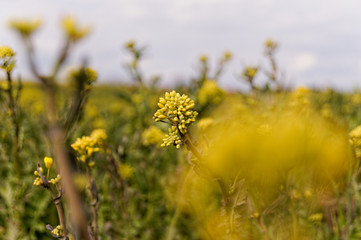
[
  {"left": 71, "top": 129, "right": 107, "bottom": 240},
  {"left": 33, "top": 157, "right": 67, "bottom": 238}
]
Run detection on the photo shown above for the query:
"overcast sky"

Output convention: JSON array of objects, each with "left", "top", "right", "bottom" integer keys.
[{"left": 0, "top": 0, "right": 360, "bottom": 91}]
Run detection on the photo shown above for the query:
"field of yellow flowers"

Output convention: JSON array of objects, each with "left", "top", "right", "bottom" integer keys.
[{"left": 2, "top": 18, "right": 361, "bottom": 240}]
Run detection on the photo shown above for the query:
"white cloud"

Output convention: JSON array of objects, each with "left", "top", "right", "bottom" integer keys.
[{"left": 289, "top": 53, "right": 318, "bottom": 73}]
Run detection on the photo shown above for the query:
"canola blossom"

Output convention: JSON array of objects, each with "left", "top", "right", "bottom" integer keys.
[
  {"left": 62, "top": 16, "right": 91, "bottom": 41},
  {"left": 71, "top": 129, "right": 107, "bottom": 163},
  {"left": 44, "top": 156, "right": 53, "bottom": 169},
  {"left": 153, "top": 90, "right": 198, "bottom": 148},
  {"left": 0, "top": 46, "right": 16, "bottom": 73},
  {"left": 9, "top": 18, "right": 42, "bottom": 37}
]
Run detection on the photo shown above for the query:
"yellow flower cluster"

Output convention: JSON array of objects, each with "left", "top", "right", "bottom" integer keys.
[
  {"left": 0, "top": 46, "right": 16, "bottom": 73},
  {"left": 308, "top": 213, "right": 323, "bottom": 223},
  {"left": 62, "top": 16, "right": 90, "bottom": 42},
  {"left": 125, "top": 40, "right": 135, "bottom": 50},
  {"left": 51, "top": 225, "right": 62, "bottom": 237},
  {"left": 289, "top": 87, "right": 311, "bottom": 111},
  {"left": 223, "top": 51, "right": 232, "bottom": 61},
  {"left": 349, "top": 125, "right": 361, "bottom": 146},
  {"left": 242, "top": 66, "right": 258, "bottom": 80},
  {"left": 154, "top": 91, "right": 198, "bottom": 134},
  {"left": 250, "top": 212, "right": 260, "bottom": 219},
  {"left": 71, "top": 136, "right": 99, "bottom": 162},
  {"left": 197, "top": 80, "right": 225, "bottom": 106},
  {"left": 161, "top": 126, "right": 182, "bottom": 148},
  {"left": 9, "top": 18, "right": 41, "bottom": 37},
  {"left": 153, "top": 91, "right": 198, "bottom": 148},
  {"left": 49, "top": 174, "right": 61, "bottom": 185},
  {"left": 118, "top": 163, "right": 134, "bottom": 179},
  {"left": 142, "top": 126, "right": 164, "bottom": 146},
  {"left": 85, "top": 68, "right": 98, "bottom": 84},
  {"left": 71, "top": 129, "right": 107, "bottom": 163},
  {"left": 199, "top": 54, "right": 208, "bottom": 63},
  {"left": 349, "top": 125, "right": 361, "bottom": 158},
  {"left": 33, "top": 157, "right": 61, "bottom": 186},
  {"left": 33, "top": 167, "right": 44, "bottom": 186},
  {"left": 264, "top": 38, "right": 278, "bottom": 50},
  {"left": 90, "top": 128, "right": 107, "bottom": 145}
]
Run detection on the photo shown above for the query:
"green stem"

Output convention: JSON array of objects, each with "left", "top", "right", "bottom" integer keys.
[
  {"left": 6, "top": 71, "right": 21, "bottom": 176},
  {"left": 48, "top": 187, "right": 67, "bottom": 238},
  {"left": 86, "top": 165, "right": 99, "bottom": 240}
]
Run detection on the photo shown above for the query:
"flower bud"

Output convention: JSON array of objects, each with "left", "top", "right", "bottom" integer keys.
[{"left": 44, "top": 156, "right": 53, "bottom": 169}]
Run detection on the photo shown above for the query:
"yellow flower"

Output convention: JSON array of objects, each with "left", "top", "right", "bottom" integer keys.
[
  {"left": 199, "top": 54, "right": 208, "bottom": 63},
  {"left": 0, "top": 46, "right": 16, "bottom": 73},
  {"left": 44, "top": 156, "right": 53, "bottom": 169},
  {"left": 73, "top": 174, "right": 89, "bottom": 190},
  {"left": 71, "top": 136, "right": 98, "bottom": 162},
  {"left": 62, "top": 16, "right": 91, "bottom": 41},
  {"left": 33, "top": 177, "right": 43, "bottom": 186},
  {"left": 69, "top": 67, "right": 98, "bottom": 87},
  {"left": 250, "top": 212, "right": 259, "bottom": 219},
  {"left": 118, "top": 163, "right": 134, "bottom": 179},
  {"left": 264, "top": 38, "right": 278, "bottom": 50},
  {"left": 142, "top": 126, "right": 164, "bottom": 146},
  {"left": 125, "top": 40, "right": 135, "bottom": 50},
  {"left": 90, "top": 129, "right": 107, "bottom": 145},
  {"left": 9, "top": 18, "right": 41, "bottom": 37},
  {"left": 49, "top": 174, "right": 61, "bottom": 185},
  {"left": 308, "top": 213, "right": 323, "bottom": 223},
  {"left": 153, "top": 90, "right": 198, "bottom": 135},
  {"left": 161, "top": 126, "right": 182, "bottom": 149},
  {"left": 51, "top": 225, "right": 62, "bottom": 237},
  {"left": 197, "top": 80, "right": 225, "bottom": 106},
  {"left": 84, "top": 68, "right": 98, "bottom": 84},
  {"left": 304, "top": 188, "right": 313, "bottom": 198},
  {"left": 223, "top": 51, "right": 232, "bottom": 61},
  {"left": 350, "top": 125, "right": 361, "bottom": 140},
  {"left": 242, "top": 66, "right": 258, "bottom": 80}
]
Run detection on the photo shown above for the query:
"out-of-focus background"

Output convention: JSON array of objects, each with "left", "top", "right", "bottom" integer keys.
[{"left": 1, "top": 0, "right": 361, "bottom": 90}]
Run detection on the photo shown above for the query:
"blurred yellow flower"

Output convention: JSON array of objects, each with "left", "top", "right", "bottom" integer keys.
[
  {"left": 197, "top": 80, "right": 224, "bottom": 106},
  {"left": 9, "top": 18, "right": 41, "bottom": 37},
  {"left": 118, "top": 163, "right": 133, "bottom": 179},
  {"left": 308, "top": 213, "right": 323, "bottom": 223},
  {"left": 197, "top": 118, "right": 214, "bottom": 131},
  {"left": 62, "top": 16, "right": 91, "bottom": 41},
  {"left": 142, "top": 126, "right": 164, "bottom": 146},
  {"left": 242, "top": 66, "right": 258, "bottom": 79},
  {"left": 223, "top": 51, "right": 232, "bottom": 61},
  {"left": 90, "top": 129, "right": 107, "bottom": 145},
  {"left": 71, "top": 136, "right": 99, "bottom": 162},
  {"left": 264, "top": 38, "right": 278, "bottom": 50},
  {"left": 199, "top": 54, "right": 208, "bottom": 63}
]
